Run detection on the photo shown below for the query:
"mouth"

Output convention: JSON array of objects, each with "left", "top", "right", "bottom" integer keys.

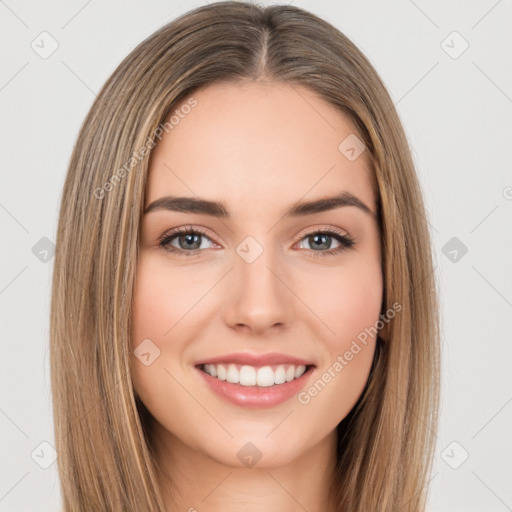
[
  {"left": 192, "top": 352, "right": 317, "bottom": 408},
  {"left": 195, "top": 362, "right": 316, "bottom": 387},
  {"left": 194, "top": 362, "right": 317, "bottom": 408}
]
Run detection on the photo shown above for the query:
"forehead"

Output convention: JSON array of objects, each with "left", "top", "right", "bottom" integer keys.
[{"left": 145, "top": 81, "right": 375, "bottom": 216}]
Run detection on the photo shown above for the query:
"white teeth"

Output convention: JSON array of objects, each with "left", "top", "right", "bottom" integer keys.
[
  {"left": 216, "top": 364, "right": 227, "bottom": 380},
  {"left": 202, "top": 363, "right": 308, "bottom": 387},
  {"left": 274, "top": 365, "right": 286, "bottom": 384},
  {"left": 226, "top": 364, "right": 240, "bottom": 384},
  {"left": 256, "top": 366, "right": 274, "bottom": 387},
  {"left": 294, "top": 365, "right": 306, "bottom": 378},
  {"left": 239, "top": 365, "right": 256, "bottom": 386}
]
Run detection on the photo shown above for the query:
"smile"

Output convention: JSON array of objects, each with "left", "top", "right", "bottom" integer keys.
[
  {"left": 195, "top": 363, "right": 316, "bottom": 408},
  {"left": 200, "top": 363, "right": 310, "bottom": 387}
]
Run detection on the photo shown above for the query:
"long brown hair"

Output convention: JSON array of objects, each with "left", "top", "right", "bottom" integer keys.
[{"left": 50, "top": 2, "right": 440, "bottom": 510}]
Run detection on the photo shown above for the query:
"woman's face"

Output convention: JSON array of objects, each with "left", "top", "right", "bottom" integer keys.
[{"left": 132, "top": 81, "right": 383, "bottom": 469}]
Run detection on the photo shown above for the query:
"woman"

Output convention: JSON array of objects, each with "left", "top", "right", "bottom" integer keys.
[{"left": 50, "top": 2, "right": 440, "bottom": 510}]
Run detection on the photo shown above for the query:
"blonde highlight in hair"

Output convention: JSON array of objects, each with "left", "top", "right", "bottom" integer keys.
[{"left": 50, "top": 2, "right": 440, "bottom": 510}]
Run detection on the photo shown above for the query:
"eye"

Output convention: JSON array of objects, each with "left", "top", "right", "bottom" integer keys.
[
  {"left": 158, "top": 226, "right": 355, "bottom": 258},
  {"left": 158, "top": 226, "right": 217, "bottom": 257},
  {"left": 295, "top": 227, "right": 354, "bottom": 257}
]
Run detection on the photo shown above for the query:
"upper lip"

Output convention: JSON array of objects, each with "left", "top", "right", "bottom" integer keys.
[{"left": 195, "top": 352, "right": 315, "bottom": 367}]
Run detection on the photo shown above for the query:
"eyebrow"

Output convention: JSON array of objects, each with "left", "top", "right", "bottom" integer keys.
[{"left": 144, "top": 191, "right": 376, "bottom": 219}]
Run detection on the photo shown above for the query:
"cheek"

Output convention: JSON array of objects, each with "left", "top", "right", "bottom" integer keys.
[
  {"left": 330, "top": 268, "right": 382, "bottom": 341},
  {"left": 132, "top": 255, "right": 208, "bottom": 349},
  {"left": 296, "top": 257, "right": 383, "bottom": 346},
  {"left": 131, "top": 255, "right": 197, "bottom": 428},
  {"left": 131, "top": 255, "right": 189, "bottom": 395},
  {"left": 294, "top": 260, "right": 382, "bottom": 414}
]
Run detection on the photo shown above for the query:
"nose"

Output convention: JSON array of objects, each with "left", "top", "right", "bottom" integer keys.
[{"left": 221, "top": 243, "right": 295, "bottom": 335}]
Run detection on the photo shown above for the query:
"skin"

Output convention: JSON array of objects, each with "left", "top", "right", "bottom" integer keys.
[{"left": 132, "top": 80, "right": 383, "bottom": 512}]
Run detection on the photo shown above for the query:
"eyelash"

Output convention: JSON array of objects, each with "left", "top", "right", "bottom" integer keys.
[{"left": 158, "top": 225, "right": 355, "bottom": 258}]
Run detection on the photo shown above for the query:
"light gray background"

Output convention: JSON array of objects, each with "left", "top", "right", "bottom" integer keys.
[{"left": 1, "top": 1, "right": 511, "bottom": 511}]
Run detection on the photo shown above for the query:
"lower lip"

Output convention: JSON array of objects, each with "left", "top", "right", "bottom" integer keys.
[{"left": 195, "top": 365, "right": 316, "bottom": 409}]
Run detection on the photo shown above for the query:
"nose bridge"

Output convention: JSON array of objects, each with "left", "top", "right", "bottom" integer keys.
[{"left": 222, "top": 234, "right": 294, "bottom": 331}]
